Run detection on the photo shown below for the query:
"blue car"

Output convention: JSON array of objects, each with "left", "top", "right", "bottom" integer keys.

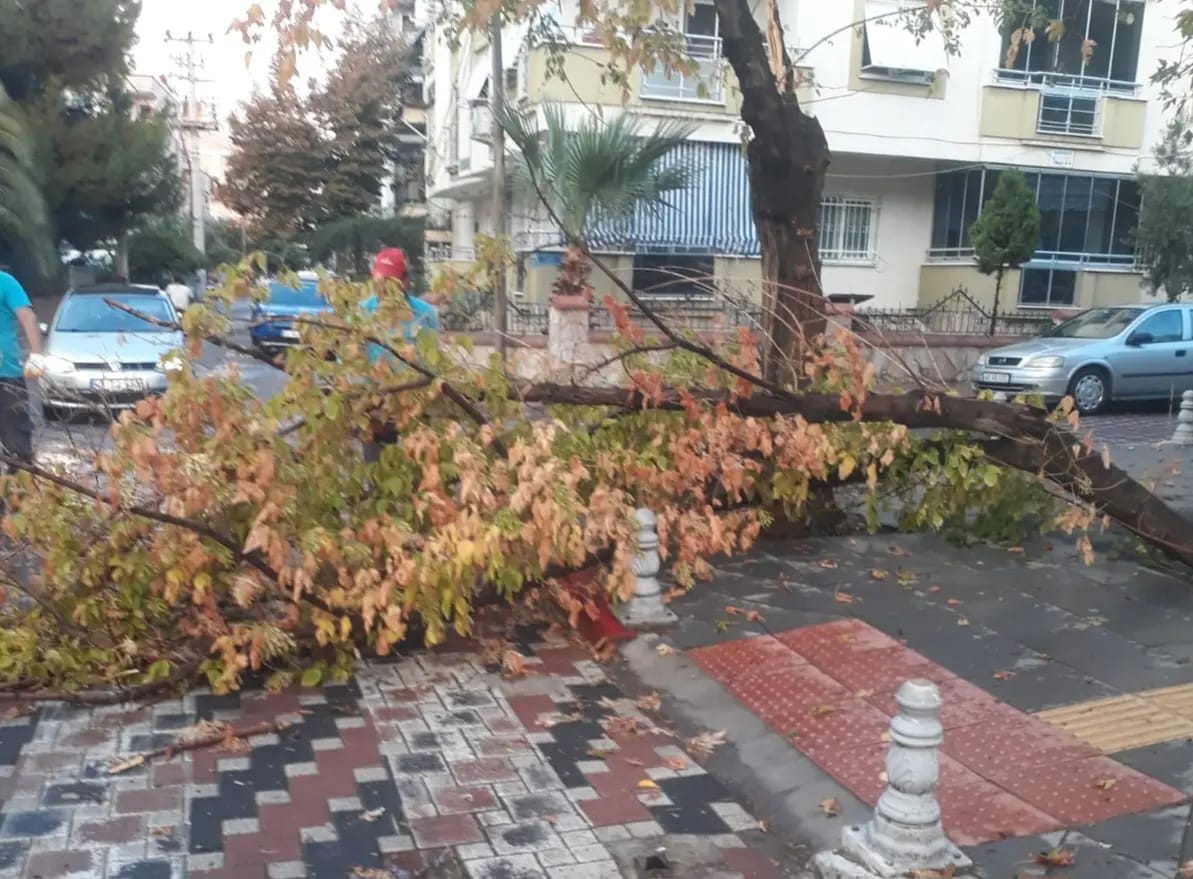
[{"left": 249, "top": 279, "right": 334, "bottom": 352}]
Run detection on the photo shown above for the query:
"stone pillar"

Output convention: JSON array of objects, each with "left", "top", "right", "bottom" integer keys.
[
  {"left": 1172, "top": 390, "right": 1193, "bottom": 447},
  {"left": 548, "top": 294, "right": 589, "bottom": 382},
  {"left": 617, "top": 509, "right": 677, "bottom": 628},
  {"left": 812, "top": 680, "right": 971, "bottom": 878}
]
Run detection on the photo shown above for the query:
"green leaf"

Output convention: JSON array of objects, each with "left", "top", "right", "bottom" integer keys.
[{"left": 300, "top": 666, "right": 323, "bottom": 687}]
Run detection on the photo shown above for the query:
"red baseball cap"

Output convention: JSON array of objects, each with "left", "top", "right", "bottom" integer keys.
[{"left": 373, "top": 247, "right": 408, "bottom": 282}]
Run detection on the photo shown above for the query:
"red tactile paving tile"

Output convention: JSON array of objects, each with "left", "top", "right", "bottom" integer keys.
[
  {"left": 865, "top": 676, "right": 1008, "bottom": 731},
  {"left": 941, "top": 711, "right": 1099, "bottom": 783},
  {"left": 580, "top": 793, "right": 653, "bottom": 826},
  {"left": 777, "top": 619, "right": 900, "bottom": 666},
  {"left": 822, "top": 645, "right": 954, "bottom": 695},
  {"left": 507, "top": 694, "right": 557, "bottom": 731},
  {"left": 995, "top": 755, "right": 1186, "bottom": 827},
  {"left": 689, "top": 635, "right": 804, "bottom": 688},
  {"left": 531, "top": 646, "right": 588, "bottom": 676},
  {"left": 690, "top": 620, "right": 1189, "bottom": 846}
]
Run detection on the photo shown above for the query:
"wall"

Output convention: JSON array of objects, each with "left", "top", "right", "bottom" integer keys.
[{"left": 920, "top": 264, "right": 1145, "bottom": 311}]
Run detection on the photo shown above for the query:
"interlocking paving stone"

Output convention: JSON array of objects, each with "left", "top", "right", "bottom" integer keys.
[{"left": 0, "top": 632, "right": 772, "bottom": 879}]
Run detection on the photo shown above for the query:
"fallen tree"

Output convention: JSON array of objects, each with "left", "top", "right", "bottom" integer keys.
[{"left": 0, "top": 264, "right": 1189, "bottom": 702}]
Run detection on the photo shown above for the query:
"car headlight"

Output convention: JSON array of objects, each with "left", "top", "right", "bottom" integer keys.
[
  {"left": 157, "top": 353, "right": 185, "bottom": 374},
  {"left": 42, "top": 354, "right": 75, "bottom": 374},
  {"left": 1027, "top": 355, "right": 1064, "bottom": 368}
]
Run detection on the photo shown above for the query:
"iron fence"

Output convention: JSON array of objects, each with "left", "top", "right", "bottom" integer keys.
[
  {"left": 440, "top": 300, "right": 550, "bottom": 335},
  {"left": 849, "top": 289, "right": 1054, "bottom": 338},
  {"left": 589, "top": 297, "right": 763, "bottom": 334}
]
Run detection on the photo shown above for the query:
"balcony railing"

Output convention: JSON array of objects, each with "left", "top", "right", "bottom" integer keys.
[
  {"left": 640, "top": 34, "right": 723, "bottom": 103},
  {"left": 993, "top": 68, "right": 1141, "bottom": 97}
]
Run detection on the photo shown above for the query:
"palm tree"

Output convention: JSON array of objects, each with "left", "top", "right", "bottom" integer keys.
[
  {"left": 0, "top": 84, "right": 54, "bottom": 277},
  {"left": 500, "top": 103, "right": 697, "bottom": 252}
]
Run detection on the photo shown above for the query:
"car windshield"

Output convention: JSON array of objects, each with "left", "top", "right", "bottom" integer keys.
[
  {"left": 55, "top": 294, "right": 174, "bottom": 333},
  {"left": 267, "top": 282, "right": 327, "bottom": 309},
  {"left": 1044, "top": 307, "right": 1142, "bottom": 340}
]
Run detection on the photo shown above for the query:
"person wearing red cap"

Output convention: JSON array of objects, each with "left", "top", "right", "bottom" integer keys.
[{"left": 361, "top": 246, "right": 439, "bottom": 463}]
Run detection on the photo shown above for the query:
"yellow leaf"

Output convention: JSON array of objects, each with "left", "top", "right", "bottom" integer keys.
[
  {"left": 636, "top": 779, "right": 659, "bottom": 790},
  {"left": 868, "top": 568, "right": 889, "bottom": 581},
  {"left": 819, "top": 797, "right": 841, "bottom": 817}
]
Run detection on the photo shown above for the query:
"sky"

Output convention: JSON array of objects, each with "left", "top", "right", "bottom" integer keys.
[{"left": 131, "top": 0, "right": 343, "bottom": 120}]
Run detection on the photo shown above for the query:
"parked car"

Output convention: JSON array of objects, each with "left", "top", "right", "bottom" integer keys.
[
  {"left": 249, "top": 275, "right": 334, "bottom": 352},
  {"left": 38, "top": 284, "right": 184, "bottom": 419},
  {"left": 971, "top": 303, "right": 1193, "bottom": 415}
]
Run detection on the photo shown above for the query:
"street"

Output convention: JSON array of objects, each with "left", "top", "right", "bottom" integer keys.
[{"left": 29, "top": 299, "right": 288, "bottom": 471}]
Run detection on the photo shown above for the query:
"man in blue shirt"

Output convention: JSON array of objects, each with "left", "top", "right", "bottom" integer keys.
[
  {"left": 361, "top": 248, "right": 439, "bottom": 464},
  {"left": 0, "top": 268, "right": 43, "bottom": 471}
]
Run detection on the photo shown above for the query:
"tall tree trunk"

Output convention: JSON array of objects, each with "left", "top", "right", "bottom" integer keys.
[
  {"left": 990, "top": 268, "right": 1003, "bottom": 336},
  {"left": 714, "top": 0, "right": 830, "bottom": 385}
]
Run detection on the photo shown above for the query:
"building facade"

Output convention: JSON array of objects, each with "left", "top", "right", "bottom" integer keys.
[{"left": 424, "top": 0, "right": 1177, "bottom": 313}]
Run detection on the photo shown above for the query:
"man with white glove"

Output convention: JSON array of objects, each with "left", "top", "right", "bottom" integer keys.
[{"left": 0, "top": 267, "right": 42, "bottom": 471}]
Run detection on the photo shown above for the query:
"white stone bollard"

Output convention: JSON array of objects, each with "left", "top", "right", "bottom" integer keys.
[
  {"left": 1172, "top": 390, "right": 1193, "bottom": 447},
  {"left": 812, "top": 680, "right": 971, "bottom": 878},
  {"left": 617, "top": 508, "right": 678, "bottom": 628}
]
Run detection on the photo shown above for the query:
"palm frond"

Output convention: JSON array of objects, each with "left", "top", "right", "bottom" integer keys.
[
  {"left": 500, "top": 101, "right": 698, "bottom": 242},
  {"left": 0, "top": 84, "right": 55, "bottom": 275}
]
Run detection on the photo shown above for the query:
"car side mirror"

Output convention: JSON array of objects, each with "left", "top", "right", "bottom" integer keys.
[
  {"left": 38, "top": 322, "right": 48, "bottom": 335},
  {"left": 1127, "top": 331, "right": 1153, "bottom": 347}
]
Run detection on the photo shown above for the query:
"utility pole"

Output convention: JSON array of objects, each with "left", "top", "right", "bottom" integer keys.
[
  {"left": 165, "top": 31, "right": 217, "bottom": 289},
  {"left": 489, "top": 13, "right": 508, "bottom": 363}
]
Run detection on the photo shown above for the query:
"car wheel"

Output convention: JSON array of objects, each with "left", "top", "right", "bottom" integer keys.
[{"left": 1068, "top": 366, "right": 1111, "bottom": 415}]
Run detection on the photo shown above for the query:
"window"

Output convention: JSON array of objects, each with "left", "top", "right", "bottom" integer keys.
[
  {"left": 930, "top": 168, "right": 1139, "bottom": 266},
  {"left": 821, "top": 198, "right": 876, "bottom": 263},
  {"left": 1133, "top": 310, "right": 1184, "bottom": 343},
  {"left": 860, "top": 0, "right": 946, "bottom": 83},
  {"left": 1037, "top": 91, "right": 1100, "bottom": 136},
  {"left": 685, "top": 0, "right": 718, "bottom": 38},
  {"left": 631, "top": 253, "right": 716, "bottom": 299},
  {"left": 1020, "top": 267, "right": 1077, "bottom": 307},
  {"left": 999, "top": 0, "right": 1145, "bottom": 90}
]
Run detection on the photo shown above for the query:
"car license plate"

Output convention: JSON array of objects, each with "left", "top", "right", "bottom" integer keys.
[
  {"left": 90, "top": 378, "right": 144, "bottom": 393},
  {"left": 981, "top": 372, "right": 1011, "bottom": 384},
  {"left": 281, "top": 329, "right": 300, "bottom": 340}
]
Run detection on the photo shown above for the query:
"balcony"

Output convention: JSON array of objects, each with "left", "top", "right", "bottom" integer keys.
[
  {"left": 1036, "top": 90, "right": 1101, "bottom": 138},
  {"left": 640, "top": 34, "right": 723, "bottom": 103}
]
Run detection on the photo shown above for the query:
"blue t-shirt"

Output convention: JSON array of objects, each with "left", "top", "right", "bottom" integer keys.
[
  {"left": 360, "top": 293, "right": 440, "bottom": 364},
  {"left": 0, "top": 272, "right": 32, "bottom": 379}
]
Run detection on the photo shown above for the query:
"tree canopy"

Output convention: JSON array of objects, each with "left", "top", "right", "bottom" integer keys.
[{"left": 1136, "top": 122, "right": 1193, "bottom": 302}]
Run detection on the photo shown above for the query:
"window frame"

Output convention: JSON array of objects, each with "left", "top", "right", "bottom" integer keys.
[
  {"left": 1018, "top": 266, "right": 1078, "bottom": 309},
  {"left": 820, "top": 197, "right": 879, "bottom": 265},
  {"left": 631, "top": 252, "right": 717, "bottom": 301},
  {"left": 996, "top": 0, "right": 1145, "bottom": 94},
  {"left": 928, "top": 167, "right": 1140, "bottom": 269}
]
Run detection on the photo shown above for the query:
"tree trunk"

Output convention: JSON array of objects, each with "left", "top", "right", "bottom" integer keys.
[
  {"left": 989, "top": 268, "right": 1003, "bottom": 336},
  {"left": 516, "top": 383, "right": 1193, "bottom": 569},
  {"left": 115, "top": 232, "right": 130, "bottom": 282},
  {"left": 714, "top": 0, "right": 830, "bottom": 385}
]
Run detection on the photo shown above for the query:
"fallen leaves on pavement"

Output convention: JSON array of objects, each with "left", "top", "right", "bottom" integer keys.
[
  {"left": 819, "top": 797, "right": 841, "bottom": 817},
  {"left": 834, "top": 590, "right": 856, "bottom": 605},
  {"left": 1094, "top": 777, "right": 1117, "bottom": 791},
  {"left": 810, "top": 704, "right": 838, "bottom": 717},
  {"left": 946, "top": 598, "right": 963, "bottom": 607},
  {"left": 992, "top": 670, "right": 1013, "bottom": 681},
  {"left": 724, "top": 605, "right": 764, "bottom": 622},
  {"left": 663, "top": 756, "right": 687, "bottom": 771},
  {"left": 600, "top": 715, "right": 644, "bottom": 737},
  {"left": 687, "top": 729, "right": 727, "bottom": 758},
  {"left": 819, "top": 559, "right": 839, "bottom": 569},
  {"left": 887, "top": 545, "right": 911, "bottom": 557},
  {"left": 636, "top": 692, "right": 662, "bottom": 712},
  {"left": 636, "top": 779, "right": 659, "bottom": 790},
  {"left": 655, "top": 643, "right": 676, "bottom": 657},
  {"left": 360, "top": 807, "right": 385, "bottom": 823},
  {"left": 868, "top": 568, "right": 889, "bottom": 581},
  {"left": 956, "top": 615, "right": 970, "bottom": 627},
  {"left": 1033, "top": 848, "right": 1075, "bottom": 868}
]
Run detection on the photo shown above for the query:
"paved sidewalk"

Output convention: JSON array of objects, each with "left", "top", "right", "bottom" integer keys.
[
  {"left": 0, "top": 633, "right": 787, "bottom": 879},
  {"left": 637, "top": 533, "right": 1193, "bottom": 877}
]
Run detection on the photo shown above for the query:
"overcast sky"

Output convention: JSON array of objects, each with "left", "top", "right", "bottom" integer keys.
[{"left": 132, "top": 0, "right": 345, "bottom": 120}]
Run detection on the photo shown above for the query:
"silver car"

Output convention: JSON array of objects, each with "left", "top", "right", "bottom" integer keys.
[
  {"left": 972, "top": 304, "right": 1193, "bottom": 415},
  {"left": 38, "top": 285, "right": 184, "bottom": 419}
]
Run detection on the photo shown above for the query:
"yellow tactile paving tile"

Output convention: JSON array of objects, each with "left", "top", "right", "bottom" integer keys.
[{"left": 1036, "top": 684, "right": 1193, "bottom": 753}]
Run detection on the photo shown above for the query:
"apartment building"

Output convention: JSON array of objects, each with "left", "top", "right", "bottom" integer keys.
[{"left": 424, "top": 0, "right": 1177, "bottom": 313}]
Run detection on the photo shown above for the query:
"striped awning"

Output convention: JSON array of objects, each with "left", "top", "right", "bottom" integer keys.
[{"left": 587, "top": 141, "right": 759, "bottom": 255}]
